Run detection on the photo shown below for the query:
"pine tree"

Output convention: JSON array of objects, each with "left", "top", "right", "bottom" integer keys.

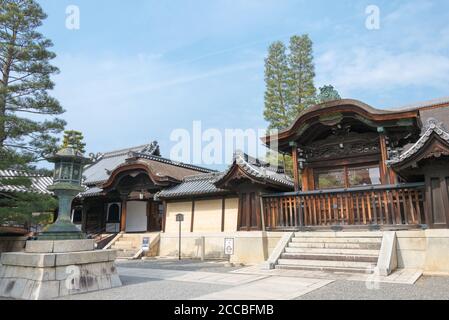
[
  {"left": 263, "top": 41, "right": 290, "bottom": 130},
  {"left": 0, "top": 0, "right": 62, "bottom": 229},
  {"left": 287, "top": 34, "right": 316, "bottom": 120},
  {"left": 317, "top": 85, "right": 341, "bottom": 103},
  {"left": 62, "top": 130, "right": 86, "bottom": 154},
  {"left": 0, "top": 0, "right": 65, "bottom": 161}
]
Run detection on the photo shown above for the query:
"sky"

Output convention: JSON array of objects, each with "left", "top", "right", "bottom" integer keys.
[{"left": 36, "top": 0, "right": 449, "bottom": 170}]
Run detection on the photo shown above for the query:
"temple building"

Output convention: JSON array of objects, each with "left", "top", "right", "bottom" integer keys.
[{"left": 66, "top": 97, "right": 449, "bottom": 272}]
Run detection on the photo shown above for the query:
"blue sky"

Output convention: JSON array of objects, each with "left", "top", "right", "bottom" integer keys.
[{"left": 37, "top": 0, "right": 449, "bottom": 169}]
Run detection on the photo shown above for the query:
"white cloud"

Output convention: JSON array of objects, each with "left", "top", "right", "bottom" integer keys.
[{"left": 316, "top": 47, "right": 449, "bottom": 95}]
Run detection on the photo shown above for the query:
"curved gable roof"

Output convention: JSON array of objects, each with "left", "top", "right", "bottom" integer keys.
[
  {"left": 262, "top": 99, "right": 420, "bottom": 148},
  {"left": 214, "top": 151, "right": 294, "bottom": 190},
  {"left": 389, "top": 118, "right": 449, "bottom": 169}
]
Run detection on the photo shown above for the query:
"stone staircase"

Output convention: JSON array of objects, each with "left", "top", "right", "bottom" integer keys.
[
  {"left": 110, "top": 234, "right": 143, "bottom": 259},
  {"left": 109, "top": 232, "right": 160, "bottom": 259},
  {"left": 275, "top": 232, "right": 382, "bottom": 274}
]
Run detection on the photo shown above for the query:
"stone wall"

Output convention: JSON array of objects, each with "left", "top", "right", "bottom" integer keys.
[
  {"left": 0, "top": 236, "right": 27, "bottom": 257},
  {"left": 159, "top": 231, "right": 283, "bottom": 264},
  {"left": 159, "top": 228, "right": 449, "bottom": 271}
]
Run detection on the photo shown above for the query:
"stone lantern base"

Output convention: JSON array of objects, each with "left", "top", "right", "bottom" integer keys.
[{"left": 0, "top": 240, "right": 122, "bottom": 300}]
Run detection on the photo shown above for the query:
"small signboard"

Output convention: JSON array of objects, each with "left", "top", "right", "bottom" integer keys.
[
  {"left": 176, "top": 213, "right": 184, "bottom": 222},
  {"left": 142, "top": 237, "right": 150, "bottom": 251},
  {"left": 224, "top": 238, "right": 234, "bottom": 255}
]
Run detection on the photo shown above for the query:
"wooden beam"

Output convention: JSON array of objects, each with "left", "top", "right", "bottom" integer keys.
[
  {"left": 190, "top": 200, "right": 195, "bottom": 232},
  {"left": 120, "top": 199, "right": 127, "bottom": 232},
  {"left": 378, "top": 130, "right": 390, "bottom": 184},
  {"left": 81, "top": 201, "right": 88, "bottom": 233},
  {"left": 221, "top": 197, "right": 226, "bottom": 232},
  {"left": 301, "top": 168, "right": 309, "bottom": 191},
  {"left": 162, "top": 201, "right": 167, "bottom": 232},
  {"left": 291, "top": 144, "right": 300, "bottom": 191}
]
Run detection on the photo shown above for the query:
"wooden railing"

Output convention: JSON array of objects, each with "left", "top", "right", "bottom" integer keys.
[{"left": 262, "top": 183, "right": 426, "bottom": 230}]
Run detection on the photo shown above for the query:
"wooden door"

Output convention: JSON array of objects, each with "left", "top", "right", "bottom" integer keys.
[{"left": 424, "top": 166, "right": 449, "bottom": 229}]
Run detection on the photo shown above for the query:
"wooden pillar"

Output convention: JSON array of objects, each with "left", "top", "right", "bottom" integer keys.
[
  {"left": 81, "top": 200, "right": 89, "bottom": 233},
  {"left": 301, "top": 168, "right": 310, "bottom": 191},
  {"left": 190, "top": 200, "right": 195, "bottom": 232},
  {"left": 378, "top": 128, "right": 391, "bottom": 185},
  {"left": 291, "top": 143, "right": 300, "bottom": 191},
  {"left": 120, "top": 196, "right": 128, "bottom": 232},
  {"left": 162, "top": 201, "right": 167, "bottom": 232},
  {"left": 221, "top": 197, "right": 226, "bottom": 232}
]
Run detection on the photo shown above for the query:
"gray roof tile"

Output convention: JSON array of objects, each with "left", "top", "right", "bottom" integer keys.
[
  {"left": 388, "top": 118, "right": 449, "bottom": 165},
  {"left": 156, "top": 173, "right": 230, "bottom": 199},
  {"left": 0, "top": 170, "right": 53, "bottom": 195}
]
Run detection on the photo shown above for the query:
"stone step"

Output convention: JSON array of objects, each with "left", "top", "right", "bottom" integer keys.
[
  {"left": 280, "top": 252, "right": 379, "bottom": 263},
  {"left": 293, "top": 231, "right": 383, "bottom": 238},
  {"left": 114, "top": 240, "right": 135, "bottom": 246},
  {"left": 277, "top": 258, "right": 375, "bottom": 269},
  {"left": 116, "top": 250, "right": 138, "bottom": 258},
  {"left": 291, "top": 237, "right": 381, "bottom": 243},
  {"left": 275, "top": 264, "right": 374, "bottom": 274},
  {"left": 111, "top": 243, "right": 138, "bottom": 250},
  {"left": 284, "top": 247, "right": 380, "bottom": 256},
  {"left": 120, "top": 234, "right": 145, "bottom": 239},
  {"left": 288, "top": 241, "right": 381, "bottom": 250}
]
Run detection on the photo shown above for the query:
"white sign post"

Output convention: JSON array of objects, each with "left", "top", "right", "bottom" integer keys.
[
  {"left": 141, "top": 237, "right": 150, "bottom": 252},
  {"left": 224, "top": 238, "right": 234, "bottom": 266}
]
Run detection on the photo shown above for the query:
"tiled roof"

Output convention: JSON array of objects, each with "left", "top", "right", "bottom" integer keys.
[
  {"left": 216, "top": 151, "right": 295, "bottom": 189},
  {"left": 131, "top": 152, "right": 215, "bottom": 175},
  {"left": 156, "top": 173, "right": 231, "bottom": 200},
  {"left": 77, "top": 186, "right": 104, "bottom": 198},
  {"left": 83, "top": 144, "right": 152, "bottom": 186},
  {"left": 391, "top": 96, "right": 449, "bottom": 111},
  {"left": 388, "top": 118, "right": 449, "bottom": 165},
  {"left": 83, "top": 145, "right": 214, "bottom": 186},
  {"left": 158, "top": 152, "right": 294, "bottom": 199},
  {"left": 0, "top": 170, "right": 53, "bottom": 195}
]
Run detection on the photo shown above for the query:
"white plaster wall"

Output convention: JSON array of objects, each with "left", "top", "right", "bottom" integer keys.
[
  {"left": 159, "top": 231, "right": 284, "bottom": 264},
  {"left": 193, "top": 199, "right": 222, "bottom": 233},
  {"left": 165, "top": 201, "right": 192, "bottom": 233},
  {"left": 224, "top": 198, "right": 238, "bottom": 232}
]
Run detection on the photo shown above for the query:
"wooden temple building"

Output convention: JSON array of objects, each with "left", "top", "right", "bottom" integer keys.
[{"left": 70, "top": 97, "right": 449, "bottom": 237}]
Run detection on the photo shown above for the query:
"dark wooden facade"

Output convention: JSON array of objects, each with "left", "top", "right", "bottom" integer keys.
[{"left": 261, "top": 99, "right": 449, "bottom": 230}]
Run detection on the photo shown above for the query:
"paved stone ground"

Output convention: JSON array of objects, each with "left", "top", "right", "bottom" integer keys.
[
  {"left": 297, "top": 276, "right": 449, "bottom": 300},
  {"left": 59, "top": 275, "right": 232, "bottom": 300},
  {"left": 2, "top": 259, "right": 449, "bottom": 300},
  {"left": 118, "top": 257, "right": 244, "bottom": 273}
]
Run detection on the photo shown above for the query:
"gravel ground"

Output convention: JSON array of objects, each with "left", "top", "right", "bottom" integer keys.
[
  {"left": 116, "top": 258, "right": 244, "bottom": 273},
  {"left": 59, "top": 274, "right": 232, "bottom": 300},
  {"left": 297, "top": 276, "right": 449, "bottom": 300}
]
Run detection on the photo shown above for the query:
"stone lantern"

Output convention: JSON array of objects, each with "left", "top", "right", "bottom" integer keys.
[
  {"left": 0, "top": 146, "right": 122, "bottom": 300},
  {"left": 39, "top": 147, "right": 90, "bottom": 240}
]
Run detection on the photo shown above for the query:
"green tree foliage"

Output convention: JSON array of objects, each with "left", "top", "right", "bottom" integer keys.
[
  {"left": 62, "top": 130, "right": 86, "bottom": 154},
  {"left": 0, "top": 0, "right": 65, "bottom": 161},
  {"left": 287, "top": 35, "right": 316, "bottom": 120},
  {"left": 317, "top": 85, "right": 341, "bottom": 103},
  {"left": 263, "top": 41, "right": 290, "bottom": 130},
  {"left": 263, "top": 34, "right": 341, "bottom": 131},
  {"left": 0, "top": 0, "right": 62, "bottom": 229}
]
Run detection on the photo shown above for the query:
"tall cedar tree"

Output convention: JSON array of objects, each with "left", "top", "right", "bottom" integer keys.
[
  {"left": 263, "top": 41, "right": 290, "bottom": 131},
  {"left": 287, "top": 34, "right": 316, "bottom": 120},
  {"left": 62, "top": 130, "right": 86, "bottom": 154},
  {"left": 0, "top": 0, "right": 63, "bottom": 228}
]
